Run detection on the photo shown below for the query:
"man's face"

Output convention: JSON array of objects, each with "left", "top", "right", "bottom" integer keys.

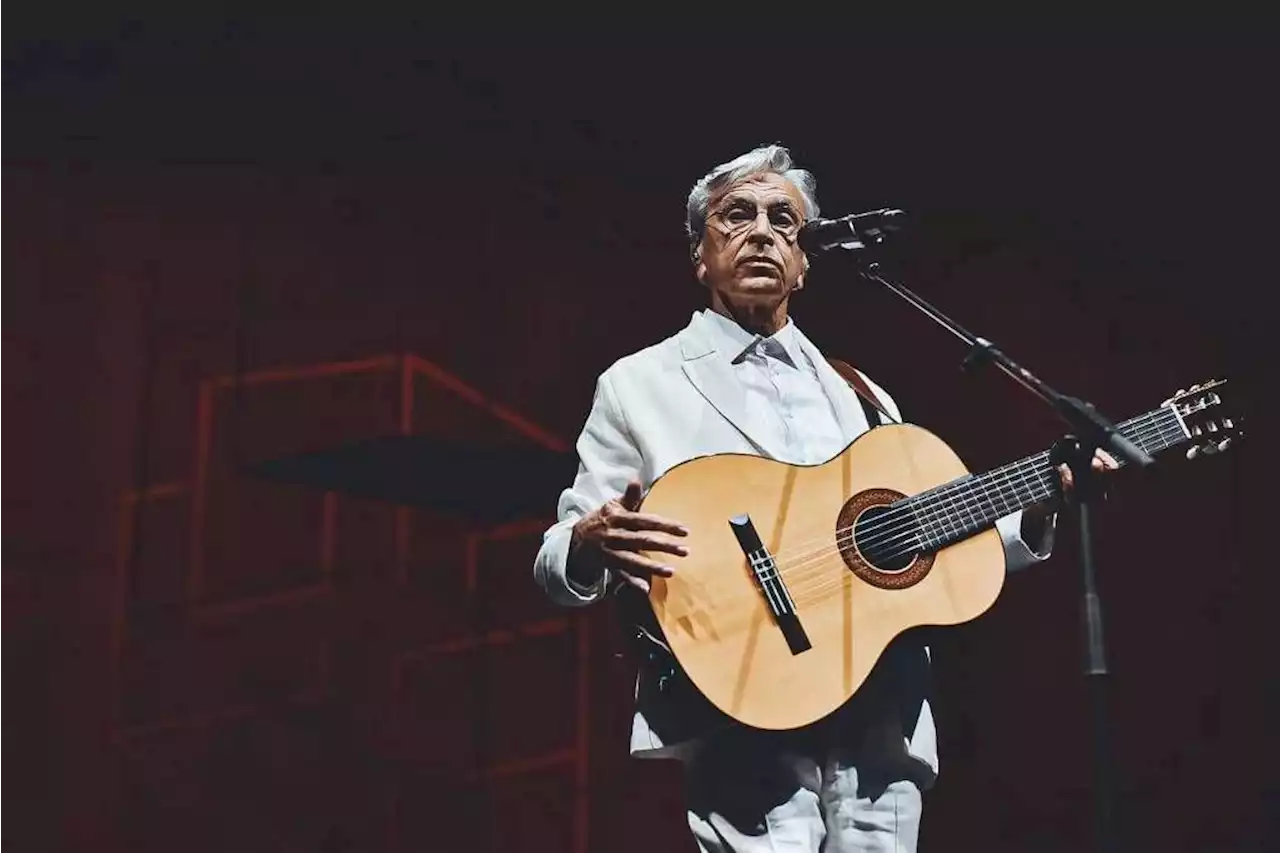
[{"left": 694, "top": 172, "right": 809, "bottom": 310}]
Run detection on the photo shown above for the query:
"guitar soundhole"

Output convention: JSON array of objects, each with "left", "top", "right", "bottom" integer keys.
[
  {"left": 854, "top": 506, "right": 914, "bottom": 572},
  {"left": 837, "top": 488, "right": 935, "bottom": 590}
]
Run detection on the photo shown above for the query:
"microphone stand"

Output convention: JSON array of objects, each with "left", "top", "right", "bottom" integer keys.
[{"left": 846, "top": 255, "right": 1154, "bottom": 853}]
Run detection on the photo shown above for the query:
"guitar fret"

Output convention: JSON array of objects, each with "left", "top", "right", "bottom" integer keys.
[
  {"left": 921, "top": 499, "right": 942, "bottom": 550},
  {"left": 907, "top": 504, "right": 928, "bottom": 550},
  {"left": 941, "top": 492, "right": 962, "bottom": 542},
  {"left": 972, "top": 471, "right": 996, "bottom": 527},
  {"left": 991, "top": 468, "right": 1009, "bottom": 516},
  {"left": 910, "top": 496, "right": 937, "bottom": 552},
  {"left": 927, "top": 498, "right": 947, "bottom": 548},
  {"left": 904, "top": 404, "right": 1190, "bottom": 552}
]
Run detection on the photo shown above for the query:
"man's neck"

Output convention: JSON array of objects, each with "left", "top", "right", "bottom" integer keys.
[{"left": 710, "top": 301, "right": 789, "bottom": 337}]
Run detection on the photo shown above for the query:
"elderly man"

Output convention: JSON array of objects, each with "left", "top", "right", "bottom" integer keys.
[{"left": 534, "top": 144, "right": 1113, "bottom": 852}]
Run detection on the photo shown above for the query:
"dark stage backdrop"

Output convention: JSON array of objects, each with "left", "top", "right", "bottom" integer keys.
[{"left": 6, "top": 18, "right": 1275, "bottom": 853}]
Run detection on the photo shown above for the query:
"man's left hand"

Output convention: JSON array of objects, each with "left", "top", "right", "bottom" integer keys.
[
  {"left": 1056, "top": 447, "right": 1121, "bottom": 498},
  {"left": 1022, "top": 448, "right": 1121, "bottom": 547}
]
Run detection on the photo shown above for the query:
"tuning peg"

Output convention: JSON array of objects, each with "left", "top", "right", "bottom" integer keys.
[
  {"left": 1223, "top": 418, "right": 1235, "bottom": 429},
  {"left": 1217, "top": 438, "right": 1233, "bottom": 452}
]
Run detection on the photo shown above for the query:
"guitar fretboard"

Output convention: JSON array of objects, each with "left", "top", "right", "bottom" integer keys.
[{"left": 902, "top": 405, "right": 1186, "bottom": 552}]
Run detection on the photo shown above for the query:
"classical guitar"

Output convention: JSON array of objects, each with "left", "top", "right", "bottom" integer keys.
[{"left": 636, "top": 381, "right": 1241, "bottom": 731}]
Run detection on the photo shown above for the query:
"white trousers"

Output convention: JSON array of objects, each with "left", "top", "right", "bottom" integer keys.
[{"left": 682, "top": 725, "right": 924, "bottom": 853}]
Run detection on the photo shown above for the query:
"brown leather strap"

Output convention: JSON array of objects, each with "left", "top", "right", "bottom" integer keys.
[{"left": 826, "top": 358, "right": 897, "bottom": 425}]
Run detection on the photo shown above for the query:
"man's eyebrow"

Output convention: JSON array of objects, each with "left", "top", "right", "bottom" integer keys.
[
  {"left": 715, "top": 192, "right": 801, "bottom": 209},
  {"left": 715, "top": 192, "right": 756, "bottom": 207}
]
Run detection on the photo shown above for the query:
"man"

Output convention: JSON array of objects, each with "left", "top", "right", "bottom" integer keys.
[{"left": 533, "top": 144, "right": 1114, "bottom": 851}]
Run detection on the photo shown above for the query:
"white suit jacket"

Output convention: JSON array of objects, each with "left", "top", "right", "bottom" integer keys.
[{"left": 534, "top": 310, "right": 1053, "bottom": 778}]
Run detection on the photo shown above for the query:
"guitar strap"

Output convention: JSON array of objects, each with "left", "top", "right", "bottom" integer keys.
[{"left": 825, "top": 358, "right": 899, "bottom": 426}]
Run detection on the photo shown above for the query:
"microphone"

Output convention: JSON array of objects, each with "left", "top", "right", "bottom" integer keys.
[{"left": 798, "top": 208, "right": 907, "bottom": 253}]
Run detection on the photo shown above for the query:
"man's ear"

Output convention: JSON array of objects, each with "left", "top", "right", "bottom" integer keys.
[
  {"left": 691, "top": 243, "right": 708, "bottom": 286},
  {"left": 794, "top": 254, "right": 810, "bottom": 291}
]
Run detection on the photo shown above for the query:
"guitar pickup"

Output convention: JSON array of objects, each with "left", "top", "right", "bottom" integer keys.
[{"left": 729, "top": 514, "right": 811, "bottom": 655}]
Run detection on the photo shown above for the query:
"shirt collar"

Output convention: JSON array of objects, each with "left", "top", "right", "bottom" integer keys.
[{"left": 695, "top": 308, "right": 805, "bottom": 368}]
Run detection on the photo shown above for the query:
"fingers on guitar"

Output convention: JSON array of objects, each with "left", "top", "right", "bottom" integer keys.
[
  {"left": 603, "top": 529, "right": 689, "bottom": 557},
  {"left": 609, "top": 549, "right": 676, "bottom": 579},
  {"left": 617, "top": 571, "right": 651, "bottom": 594},
  {"left": 613, "top": 511, "right": 689, "bottom": 536}
]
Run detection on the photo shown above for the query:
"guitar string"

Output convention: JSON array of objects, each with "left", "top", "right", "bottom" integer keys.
[
  {"left": 703, "top": 469, "right": 1059, "bottom": 610},
  {"left": 790, "top": 461, "right": 1061, "bottom": 597},
  {"left": 773, "top": 408, "right": 1198, "bottom": 608},
  {"left": 784, "top": 458, "right": 1075, "bottom": 604},
  {"left": 689, "top": 434, "right": 1141, "bottom": 614},
  {"left": 750, "top": 408, "right": 1181, "bottom": 576},
  {"left": 671, "top": 423, "right": 1184, "bottom": 615},
  {"left": 750, "top": 407, "right": 1175, "bottom": 572},
  {"left": 679, "top": 412, "right": 1181, "bottom": 608},
  {"left": 672, "top": 414, "right": 1185, "bottom": 610},
  {"left": 778, "top": 407, "right": 1179, "bottom": 567},
  {"left": 775, "top": 413, "right": 1184, "bottom": 585},
  {"left": 761, "top": 418, "right": 1191, "bottom": 610},
  {"left": 773, "top": 454, "right": 1055, "bottom": 581}
]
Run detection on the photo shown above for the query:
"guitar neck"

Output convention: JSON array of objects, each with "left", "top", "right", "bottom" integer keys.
[{"left": 904, "top": 403, "right": 1187, "bottom": 552}]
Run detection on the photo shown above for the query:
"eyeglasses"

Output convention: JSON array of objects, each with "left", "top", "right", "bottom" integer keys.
[{"left": 708, "top": 199, "right": 805, "bottom": 242}]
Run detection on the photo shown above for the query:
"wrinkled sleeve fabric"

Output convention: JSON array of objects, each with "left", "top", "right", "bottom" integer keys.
[{"left": 534, "top": 371, "right": 643, "bottom": 607}]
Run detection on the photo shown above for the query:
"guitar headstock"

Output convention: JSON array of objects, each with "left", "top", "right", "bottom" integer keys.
[{"left": 1163, "top": 379, "right": 1243, "bottom": 459}]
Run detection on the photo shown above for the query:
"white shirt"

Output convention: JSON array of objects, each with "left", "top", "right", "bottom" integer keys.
[{"left": 694, "top": 308, "right": 848, "bottom": 465}]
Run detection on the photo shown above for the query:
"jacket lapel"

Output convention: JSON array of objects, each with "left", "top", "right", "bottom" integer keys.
[{"left": 676, "top": 314, "right": 787, "bottom": 458}]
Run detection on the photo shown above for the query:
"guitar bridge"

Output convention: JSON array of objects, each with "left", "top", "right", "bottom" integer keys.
[{"left": 728, "top": 514, "right": 811, "bottom": 655}]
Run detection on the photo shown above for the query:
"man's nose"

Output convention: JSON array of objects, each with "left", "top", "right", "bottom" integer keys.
[{"left": 747, "top": 209, "right": 775, "bottom": 244}]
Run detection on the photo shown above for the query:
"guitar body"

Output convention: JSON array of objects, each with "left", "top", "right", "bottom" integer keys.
[
  {"left": 640, "top": 423, "right": 1006, "bottom": 731},
  {"left": 634, "top": 378, "right": 1239, "bottom": 731}
]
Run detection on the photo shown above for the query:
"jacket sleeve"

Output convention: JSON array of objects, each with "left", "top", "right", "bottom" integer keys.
[
  {"left": 533, "top": 371, "right": 643, "bottom": 607},
  {"left": 855, "top": 368, "right": 1056, "bottom": 574},
  {"left": 996, "top": 511, "right": 1056, "bottom": 573}
]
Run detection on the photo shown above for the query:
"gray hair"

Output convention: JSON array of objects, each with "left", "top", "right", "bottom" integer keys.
[{"left": 685, "top": 144, "right": 820, "bottom": 247}]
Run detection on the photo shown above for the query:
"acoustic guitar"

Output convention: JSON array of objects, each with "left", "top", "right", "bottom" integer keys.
[{"left": 636, "top": 381, "right": 1240, "bottom": 730}]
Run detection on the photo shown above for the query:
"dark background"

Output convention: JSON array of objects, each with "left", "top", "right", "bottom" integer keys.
[{"left": 5, "top": 14, "right": 1275, "bottom": 852}]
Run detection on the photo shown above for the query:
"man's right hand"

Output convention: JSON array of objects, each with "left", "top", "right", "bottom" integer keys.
[{"left": 566, "top": 480, "right": 689, "bottom": 594}]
